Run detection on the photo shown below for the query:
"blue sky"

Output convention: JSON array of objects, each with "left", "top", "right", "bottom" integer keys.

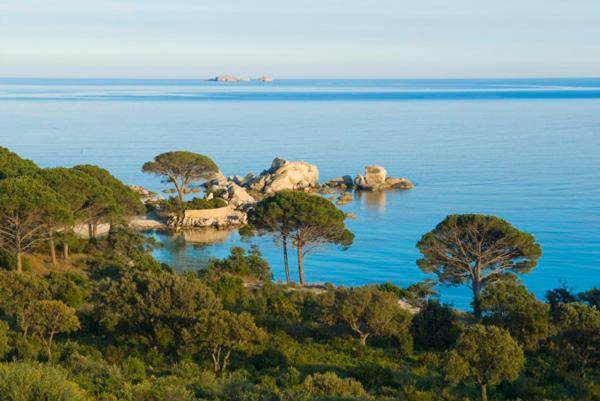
[{"left": 1, "top": 0, "right": 599, "bottom": 78}]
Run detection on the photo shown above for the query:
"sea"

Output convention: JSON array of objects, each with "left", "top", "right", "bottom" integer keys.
[{"left": 1, "top": 78, "right": 599, "bottom": 308}]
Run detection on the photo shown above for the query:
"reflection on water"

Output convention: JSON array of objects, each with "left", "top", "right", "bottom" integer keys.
[
  {"left": 148, "top": 228, "right": 234, "bottom": 272},
  {"left": 356, "top": 190, "right": 386, "bottom": 212}
]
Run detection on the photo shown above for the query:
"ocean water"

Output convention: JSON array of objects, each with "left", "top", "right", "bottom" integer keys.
[{"left": 1, "top": 78, "right": 599, "bottom": 307}]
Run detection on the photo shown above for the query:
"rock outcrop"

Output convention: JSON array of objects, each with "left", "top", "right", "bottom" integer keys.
[
  {"left": 225, "top": 182, "right": 256, "bottom": 207},
  {"left": 354, "top": 166, "right": 413, "bottom": 191},
  {"left": 208, "top": 75, "right": 249, "bottom": 82},
  {"left": 245, "top": 158, "right": 320, "bottom": 194},
  {"left": 167, "top": 206, "right": 247, "bottom": 228},
  {"left": 256, "top": 76, "right": 273, "bottom": 82}
]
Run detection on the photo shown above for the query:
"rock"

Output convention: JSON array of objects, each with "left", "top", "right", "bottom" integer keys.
[
  {"left": 355, "top": 165, "right": 408, "bottom": 191},
  {"left": 208, "top": 75, "right": 248, "bottom": 82},
  {"left": 226, "top": 183, "right": 256, "bottom": 207},
  {"left": 257, "top": 76, "right": 273, "bottom": 82},
  {"left": 385, "top": 177, "right": 414, "bottom": 190},
  {"left": 245, "top": 158, "right": 319, "bottom": 194},
  {"left": 336, "top": 192, "right": 353, "bottom": 205},
  {"left": 167, "top": 206, "right": 247, "bottom": 228},
  {"left": 365, "top": 165, "right": 387, "bottom": 184}
]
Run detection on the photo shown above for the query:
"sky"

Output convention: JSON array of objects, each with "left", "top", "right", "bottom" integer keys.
[{"left": 1, "top": 0, "right": 599, "bottom": 78}]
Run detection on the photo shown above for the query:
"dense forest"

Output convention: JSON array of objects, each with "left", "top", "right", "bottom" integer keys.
[{"left": 0, "top": 147, "right": 598, "bottom": 401}]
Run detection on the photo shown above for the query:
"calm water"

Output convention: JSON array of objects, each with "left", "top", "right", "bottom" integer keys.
[{"left": 1, "top": 78, "right": 599, "bottom": 307}]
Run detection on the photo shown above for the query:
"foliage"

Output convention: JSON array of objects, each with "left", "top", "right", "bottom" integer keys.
[
  {"left": 326, "top": 286, "right": 412, "bottom": 346},
  {"left": 94, "top": 270, "right": 220, "bottom": 349},
  {"left": 480, "top": 281, "right": 550, "bottom": 350},
  {"left": 0, "top": 362, "right": 90, "bottom": 401},
  {"left": 0, "top": 321, "right": 9, "bottom": 358},
  {"left": 411, "top": 300, "right": 459, "bottom": 351},
  {"left": 183, "top": 309, "right": 265, "bottom": 373},
  {"left": 74, "top": 164, "right": 144, "bottom": 217},
  {"left": 0, "top": 147, "right": 39, "bottom": 179},
  {"left": 0, "top": 176, "right": 71, "bottom": 272},
  {"left": 0, "top": 271, "right": 50, "bottom": 317},
  {"left": 202, "top": 246, "right": 272, "bottom": 282},
  {"left": 552, "top": 302, "right": 600, "bottom": 379},
  {"left": 160, "top": 196, "right": 227, "bottom": 213},
  {"left": 250, "top": 191, "right": 354, "bottom": 285},
  {"left": 301, "top": 371, "right": 368, "bottom": 399},
  {"left": 19, "top": 300, "right": 80, "bottom": 361},
  {"left": 417, "top": 214, "right": 541, "bottom": 318},
  {"left": 445, "top": 324, "right": 524, "bottom": 401},
  {"left": 142, "top": 151, "right": 219, "bottom": 203}
]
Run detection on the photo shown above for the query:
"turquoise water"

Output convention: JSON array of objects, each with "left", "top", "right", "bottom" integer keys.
[{"left": 1, "top": 78, "right": 599, "bottom": 307}]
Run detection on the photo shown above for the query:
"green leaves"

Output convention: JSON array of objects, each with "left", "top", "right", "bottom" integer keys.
[
  {"left": 0, "top": 147, "right": 39, "bottom": 179},
  {"left": 417, "top": 214, "right": 541, "bottom": 317},
  {"left": 447, "top": 324, "right": 524, "bottom": 387}
]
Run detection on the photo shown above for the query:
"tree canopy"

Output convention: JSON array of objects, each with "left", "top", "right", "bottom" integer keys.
[
  {"left": 0, "top": 147, "right": 39, "bottom": 179},
  {"left": 0, "top": 176, "right": 71, "bottom": 272},
  {"left": 142, "top": 151, "right": 219, "bottom": 204},
  {"left": 480, "top": 281, "right": 550, "bottom": 350},
  {"left": 446, "top": 324, "right": 524, "bottom": 401},
  {"left": 250, "top": 191, "right": 353, "bottom": 285},
  {"left": 326, "top": 286, "right": 411, "bottom": 345},
  {"left": 417, "top": 214, "right": 541, "bottom": 318},
  {"left": 74, "top": 164, "right": 144, "bottom": 217}
]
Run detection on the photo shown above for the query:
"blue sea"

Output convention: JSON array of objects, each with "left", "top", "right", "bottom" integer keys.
[{"left": 1, "top": 78, "right": 599, "bottom": 308}]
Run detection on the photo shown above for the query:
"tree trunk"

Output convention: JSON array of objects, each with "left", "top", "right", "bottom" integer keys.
[
  {"left": 16, "top": 251, "right": 23, "bottom": 273},
  {"left": 88, "top": 223, "right": 94, "bottom": 239},
  {"left": 282, "top": 236, "right": 291, "bottom": 284},
  {"left": 480, "top": 383, "right": 488, "bottom": 401},
  {"left": 92, "top": 223, "right": 98, "bottom": 239},
  {"left": 359, "top": 333, "right": 369, "bottom": 346},
  {"left": 47, "top": 332, "right": 55, "bottom": 363},
  {"left": 297, "top": 244, "right": 305, "bottom": 286},
  {"left": 63, "top": 243, "right": 69, "bottom": 260},
  {"left": 49, "top": 231, "right": 57, "bottom": 265},
  {"left": 472, "top": 280, "right": 482, "bottom": 320}
]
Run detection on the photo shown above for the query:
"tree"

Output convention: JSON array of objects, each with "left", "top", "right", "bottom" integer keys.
[
  {"left": 184, "top": 309, "right": 265, "bottom": 373},
  {"left": 142, "top": 151, "right": 219, "bottom": 205},
  {"left": 38, "top": 167, "right": 116, "bottom": 258},
  {"left": 19, "top": 300, "right": 80, "bottom": 362},
  {"left": 553, "top": 303, "right": 600, "bottom": 379},
  {"left": 0, "top": 147, "right": 38, "bottom": 179},
  {"left": 411, "top": 300, "right": 459, "bottom": 351},
  {"left": 94, "top": 270, "right": 221, "bottom": 349},
  {"left": 0, "top": 176, "right": 71, "bottom": 272},
  {"left": 446, "top": 324, "right": 524, "bottom": 401},
  {"left": 0, "top": 271, "right": 49, "bottom": 318},
  {"left": 248, "top": 193, "right": 298, "bottom": 284},
  {"left": 251, "top": 191, "right": 353, "bottom": 285},
  {"left": 417, "top": 214, "right": 541, "bottom": 319},
  {"left": 328, "top": 286, "right": 411, "bottom": 345},
  {"left": 479, "top": 281, "right": 550, "bottom": 351}
]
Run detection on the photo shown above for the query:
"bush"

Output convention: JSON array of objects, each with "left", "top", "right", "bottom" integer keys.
[
  {"left": 301, "top": 371, "right": 368, "bottom": 398},
  {"left": 0, "top": 362, "right": 90, "bottom": 401},
  {"left": 411, "top": 300, "right": 458, "bottom": 351},
  {"left": 160, "top": 196, "right": 227, "bottom": 213}
]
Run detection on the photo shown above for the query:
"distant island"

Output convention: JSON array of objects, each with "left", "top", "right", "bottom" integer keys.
[{"left": 208, "top": 74, "right": 273, "bottom": 83}]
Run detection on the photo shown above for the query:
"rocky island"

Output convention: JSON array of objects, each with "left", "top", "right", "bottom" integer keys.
[{"left": 133, "top": 154, "right": 413, "bottom": 230}]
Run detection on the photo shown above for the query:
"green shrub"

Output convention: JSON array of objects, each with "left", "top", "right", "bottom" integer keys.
[
  {"left": 0, "top": 362, "right": 90, "bottom": 401},
  {"left": 301, "top": 371, "right": 368, "bottom": 398}
]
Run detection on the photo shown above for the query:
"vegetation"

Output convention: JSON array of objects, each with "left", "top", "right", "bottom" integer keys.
[
  {"left": 160, "top": 196, "right": 227, "bottom": 214},
  {"left": 249, "top": 191, "right": 354, "bottom": 285},
  {"left": 142, "top": 151, "right": 219, "bottom": 205},
  {"left": 417, "top": 214, "right": 542, "bottom": 319},
  {"left": 0, "top": 148, "right": 597, "bottom": 401}
]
